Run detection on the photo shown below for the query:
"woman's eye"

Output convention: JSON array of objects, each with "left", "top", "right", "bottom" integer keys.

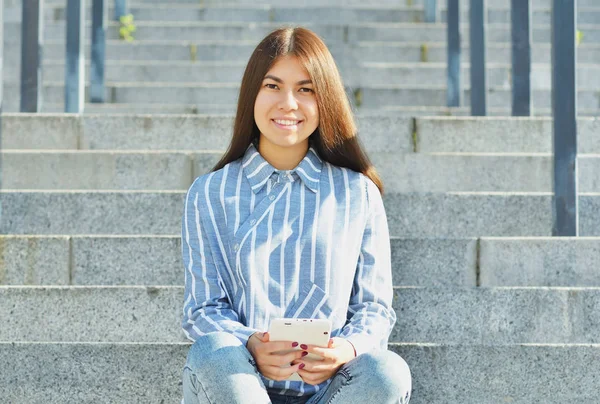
[
  {"left": 265, "top": 83, "right": 278, "bottom": 89},
  {"left": 300, "top": 88, "right": 314, "bottom": 93}
]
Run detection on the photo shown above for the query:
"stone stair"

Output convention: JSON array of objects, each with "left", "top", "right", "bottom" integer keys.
[{"left": 2, "top": 1, "right": 600, "bottom": 403}]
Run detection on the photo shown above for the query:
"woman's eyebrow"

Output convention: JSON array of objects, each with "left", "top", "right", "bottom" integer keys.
[{"left": 263, "top": 75, "right": 312, "bottom": 86}]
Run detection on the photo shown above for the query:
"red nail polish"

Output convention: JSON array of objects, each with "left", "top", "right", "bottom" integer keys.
[
  {"left": 300, "top": 344, "right": 308, "bottom": 350},
  {"left": 292, "top": 342, "right": 299, "bottom": 347},
  {"left": 299, "top": 363, "right": 305, "bottom": 369},
  {"left": 301, "top": 351, "right": 308, "bottom": 357}
]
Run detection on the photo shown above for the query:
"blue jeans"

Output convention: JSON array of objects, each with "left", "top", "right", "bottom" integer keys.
[{"left": 183, "top": 332, "right": 412, "bottom": 404}]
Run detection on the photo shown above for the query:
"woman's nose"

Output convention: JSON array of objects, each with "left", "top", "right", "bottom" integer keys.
[{"left": 278, "top": 90, "right": 298, "bottom": 110}]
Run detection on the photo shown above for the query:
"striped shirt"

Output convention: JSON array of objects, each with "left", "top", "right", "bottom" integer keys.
[{"left": 181, "top": 143, "right": 396, "bottom": 397}]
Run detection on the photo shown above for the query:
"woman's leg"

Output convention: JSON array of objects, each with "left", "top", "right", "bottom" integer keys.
[
  {"left": 182, "top": 332, "right": 272, "bottom": 404},
  {"left": 306, "top": 350, "right": 412, "bottom": 404}
]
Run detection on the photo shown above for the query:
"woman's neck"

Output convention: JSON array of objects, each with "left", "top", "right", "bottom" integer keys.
[{"left": 258, "top": 140, "right": 309, "bottom": 171}]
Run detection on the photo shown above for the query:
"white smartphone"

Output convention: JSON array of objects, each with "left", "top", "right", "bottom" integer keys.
[{"left": 267, "top": 318, "right": 332, "bottom": 382}]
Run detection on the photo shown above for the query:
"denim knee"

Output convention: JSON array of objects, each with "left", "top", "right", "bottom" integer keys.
[
  {"left": 185, "top": 332, "right": 245, "bottom": 371},
  {"left": 359, "top": 350, "right": 412, "bottom": 401}
]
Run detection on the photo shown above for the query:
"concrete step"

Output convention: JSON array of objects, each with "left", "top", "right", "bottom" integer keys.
[
  {"left": 1, "top": 113, "right": 412, "bottom": 153},
  {"left": 379, "top": 153, "right": 600, "bottom": 193},
  {"left": 13, "top": 4, "right": 600, "bottom": 25},
  {"left": 0, "top": 236, "right": 473, "bottom": 286},
  {"left": 6, "top": 61, "right": 600, "bottom": 90},
  {"left": 3, "top": 114, "right": 599, "bottom": 153},
  {"left": 5, "top": 40, "right": 600, "bottom": 64},
  {"left": 0, "top": 341, "right": 187, "bottom": 404},
  {"left": 394, "top": 342, "right": 599, "bottom": 404},
  {"left": 11, "top": 102, "right": 600, "bottom": 116},
  {"left": 410, "top": 0, "right": 600, "bottom": 8},
  {"left": 32, "top": 0, "right": 600, "bottom": 7},
  {"left": 384, "top": 192, "right": 599, "bottom": 237},
  {"left": 5, "top": 81, "right": 600, "bottom": 111},
  {"left": 354, "top": 86, "right": 600, "bottom": 109},
  {"left": 414, "top": 117, "right": 600, "bottom": 153},
  {"left": 2, "top": 191, "right": 600, "bottom": 237},
  {"left": 1, "top": 342, "right": 597, "bottom": 404},
  {"left": 3, "top": 286, "right": 600, "bottom": 344},
  {"left": 48, "top": 5, "right": 425, "bottom": 24},
  {"left": 1, "top": 151, "right": 218, "bottom": 190},
  {"left": 479, "top": 237, "right": 600, "bottom": 287},
  {"left": 3, "top": 236, "right": 600, "bottom": 287},
  {"left": 5, "top": 150, "right": 600, "bottom": 193},
  {"left": 392, "top": 286, "right": 600, "bottom": 344},
  {"left": 6, "top": 21, "right": 600, "bottom": 44}
]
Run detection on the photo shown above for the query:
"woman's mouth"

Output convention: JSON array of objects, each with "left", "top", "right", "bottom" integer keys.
[{"left": 272, "top": 119, "right": 302, "bottom": 130}]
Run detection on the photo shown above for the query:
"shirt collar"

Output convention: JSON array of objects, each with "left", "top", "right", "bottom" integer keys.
[
  {"left": 241, "top": 143, "right": 322, "bottom": 194},
  {"left": 294, "top": 146, "right": 322, "bottom": 193}
]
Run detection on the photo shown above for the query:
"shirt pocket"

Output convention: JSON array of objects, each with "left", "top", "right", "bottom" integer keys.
[{"left": 284, "top": 282, "right": 341, "bottom": 322}]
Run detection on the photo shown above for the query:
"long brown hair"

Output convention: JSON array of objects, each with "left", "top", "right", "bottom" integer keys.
[{"left": 213, "top": 27, "right": 383, "bottom": 193}]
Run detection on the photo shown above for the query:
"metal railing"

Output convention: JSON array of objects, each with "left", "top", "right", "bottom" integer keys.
[
  {"left": 20, "top": 0, "right": 129, "bottom": 113},
  {"left": 426, "top": 0, "right": 579, "bottom": 236},
  {"left": 13, "top": 0, "right": 580, "bottom": 236},
  {"left": 551, "top": 0, "right": 578, "bottom": 236}
]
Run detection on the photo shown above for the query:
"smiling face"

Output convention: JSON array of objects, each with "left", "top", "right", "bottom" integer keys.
[{"left": 253, "top": 55, "right": 319, "bottom": 168}]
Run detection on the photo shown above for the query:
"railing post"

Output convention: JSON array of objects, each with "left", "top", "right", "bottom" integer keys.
[
  {"left": 424, "top": 0, "right": 438, "bottom": 23},
  {"left": 114, "top": 0, "right": 128, "bottom": 21},
  {"left": 447, "top": 0, "right": 461, "bottom": 107},
  {"left": 65, "top": 0, "right": 85, "bottom": 113},
  {"left": 469, "top": 0, "right": 487, "bottom": 116},
  {"left": 1, "top": 0, "right": 4, "bottom": 194},
  {"left": 20, "top": 0, "right": 43, "bottom": 112},
  {"left": 511, "top": 0, "right": 532, "bottom": 116},
  {"left": 90, "top": 0, "right": 106, "bottom": 103},
  {"left": 552, "top": 0, "right": 578, "bottom": 236}
]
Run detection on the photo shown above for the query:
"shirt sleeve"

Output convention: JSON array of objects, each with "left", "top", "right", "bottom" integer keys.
[
  {"left": 338, "top": 177, "right": 397, "bottom": 356},
  {"left": 181, "top": 177, "right": 259, "bottom": 346}
]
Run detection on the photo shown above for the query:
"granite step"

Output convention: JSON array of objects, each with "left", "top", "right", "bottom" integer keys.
[
  {"left": 6, "top": 61, "right": 600, "bottom": 90},
  {"left": 10, "top": 102, "right": 600, "bottom": 116},
  {"left": 3, "top": 286, "right": 600, "bottom": 344},
  {"left": 2, "top": 111, "right": 591, "bottom": 154},
  {"left": 1, "top": 113, "right": 413, "bottom": 152},
  {"left": 2, "top": 190, "right": 600, "bottom": 237},
  {"left": 3, "top": 236, "right": 600, "bottom": 287},
  {"left": 26, "top": 0, "right": 600, "bottom": 8},
  {"left": 4, "top": 82, "right": 600, "bottom": 111},
  {"left": 13, "top": 4, "right": 599, "bottom": 25},
  {"left": 1, "top": 342, "right": 597, "bottom": 403},
  {"left": 5, "top": 150, "right": 600, "bottom": 193},
  {"left": 6, "top": 21, "right": 600, "bottom": 43},
  {"left": 4, "top": 40, "right": 600, "bottom": 63}
]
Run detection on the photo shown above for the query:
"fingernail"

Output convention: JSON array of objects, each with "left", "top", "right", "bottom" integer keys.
[
  {"left": 300, "top": 344, "right": 308, "bottom": 350},
  {"left": 292, "top": 342, "right": 299, "bottom": 347},
  {"left": 299, "top": 363, "right": 305, "bottom": 369},
  {"left": 301, "top": 351, "right": 308, "bottom": 357}
]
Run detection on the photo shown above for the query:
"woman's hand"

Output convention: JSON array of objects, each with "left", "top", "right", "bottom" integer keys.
[
  {"left": 290, "top": 337, "right": 356, "bottom": 385},
  {"left": 246, "top": 332, "right": 307, "bottom": 381}
]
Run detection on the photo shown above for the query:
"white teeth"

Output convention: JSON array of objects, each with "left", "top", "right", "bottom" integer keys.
[{"left": 274, "top": 119, "right": 300, "bottom": 126}]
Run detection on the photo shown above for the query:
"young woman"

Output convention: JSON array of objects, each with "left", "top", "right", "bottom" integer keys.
[{"left": 181, "top": 27, "right": 412, "bottom": 404}]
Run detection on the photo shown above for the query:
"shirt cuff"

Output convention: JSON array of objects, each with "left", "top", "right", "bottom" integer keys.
[
  {"left": 236, "top": 327, "right": 261, "bottom": 347},
  {"left": 344, "top": 333, "right": 377, "bottom": 357}
]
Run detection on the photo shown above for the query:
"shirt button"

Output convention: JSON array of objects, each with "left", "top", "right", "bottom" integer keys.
[
  {"left": 269, "top": 195, "right": 275, "bottom": 201},
  {"left": 250, "top": 219, "right": 256, "bottom": 225},
  {"left": 233, "top": 244, "right": 239, "bottom": 252}
]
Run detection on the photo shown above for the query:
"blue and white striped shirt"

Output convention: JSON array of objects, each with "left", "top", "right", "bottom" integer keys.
[{"left": 181, "top": 143, "right": 396, "bottom": 396}]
